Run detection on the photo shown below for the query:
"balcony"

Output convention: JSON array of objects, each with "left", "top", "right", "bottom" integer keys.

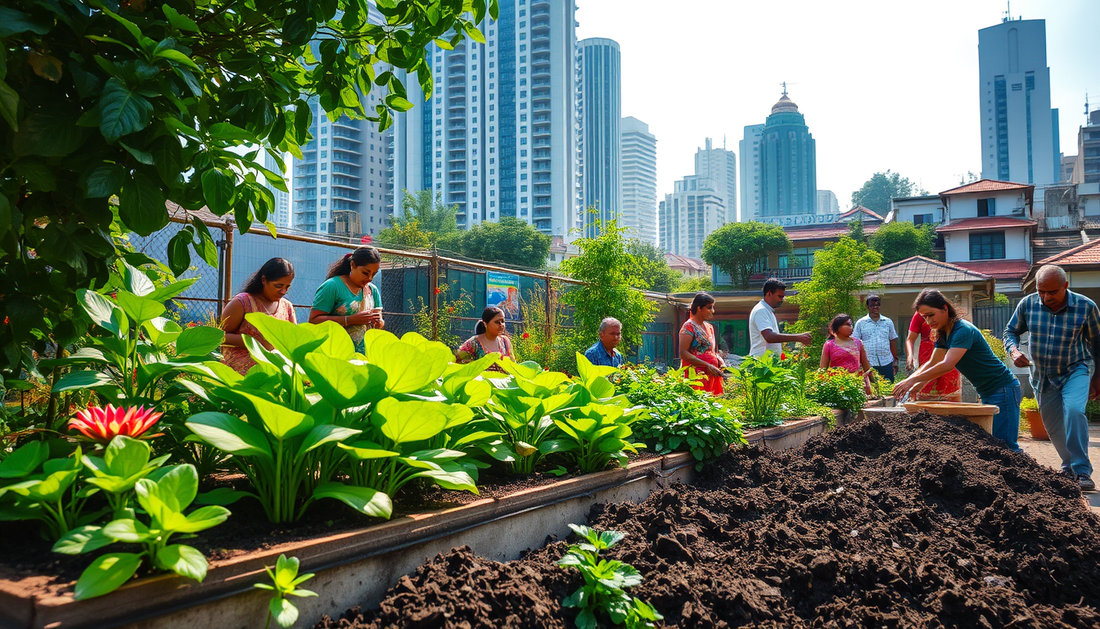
[{"left": 749, "top": 267, "right": 814, "bottom": 285}]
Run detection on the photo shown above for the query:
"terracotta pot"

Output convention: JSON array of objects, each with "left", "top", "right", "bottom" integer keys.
[{"left": 1025, "top": 409, "right": 1049, "bottom": 440}]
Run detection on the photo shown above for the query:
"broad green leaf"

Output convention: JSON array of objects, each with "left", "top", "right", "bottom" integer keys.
[
  {"left": 175, "top": 326, "right": 225, "bottom": 356},
  {"left": 147, "top": 278, "right": 199, "bottom": 303},
  {"left": 237, "top": 393, "right": 313, "bottom": 441},
  {"left": 337, "top": 442, "right": 399, "bottom": 460},
  {"left": 52, "top": 525, "right": 114, "bottom": 555},
  {"left": 53, "top": 369, "right": 115, "bottom": 393},
  {"left": 84, "top": 164, "right": 126, "bottom": 198},
  {"left": 98, "top": 78, "right": 151, "bottom": 141},
  {"left": 270, "top": 597, "right": 299, "bottom": 628},
  {"left": 312, "top": 482, "right": 392, "bottom": 519},
  {"left": 155, "top": 544, "right": 208, "bottom": 582},
  {"left": 0, "top": 441, "right": 48, "bottom": 478},
  {"left": 587, "top": 376, "right": 616, "bottom": 400},
  {"left": 77, "top": 288, "right": 126, "bottom": 337},
  {"left": 162, "top": 5, "right": 199, "bottom": 32},
  {"left": 195, "top": 487, "right": 255, "bottom": 506},
  {"left": 151, "top": 464, "right": 199, "bottom": 512},
  {"left": 73, "top": 553, "right": 143, "bottom": 600},
  {"left": 302, "top": 353, "right": 387, "bottom": 409},
  {"left": 103, "top": 435, "right": 151, "bottom": 478},
  {"left": 245, "top": 314, "right": 325, "bottom": 363},
  {"left": 154, "top": 48, "right": 200, "bottom": 71},
  {"left": 13, "top": 111, "right": 86, "bottom": 157},
  {"left": 175, "top": 505, "right": 230, "bottom": 533},
  {"left": 114, "top": 291, "right": 166, "bottom": 325},
  {"left": 119, "top": 171, "right": 168, "bottom": 236},
  {"left": 372, "top": 340, "right": 441, "bottom": 394},
  {"left": 200, "top": 168, "right": 234, "bottom": 215},
  {"left": 119, "top": 262, "right": 156, "bottom": 296},
  {"left": 373, "top": 398, "right": 452, "bottom": 444},
  {"left": 102, "top": 518, "right": 152, "bottom": 543},
  {"left": 297, "top": 424, "right": 361, "bottom": 457},
  {"left": 576, "top": 352, "right": 618, "bottom": 385},
  {"left": 186, "top": 412, "right": 273, "bottom": 459},
  {"left": 143, "top": 317, "right": 182, "bottom": 348},
  {"left": 408, "top": 462, "right": 478, "bottom": 493}
]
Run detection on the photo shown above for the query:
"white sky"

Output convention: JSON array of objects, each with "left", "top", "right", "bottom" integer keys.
[{"left": 575, "top": 0, "right": 1099, "bottom": 213}]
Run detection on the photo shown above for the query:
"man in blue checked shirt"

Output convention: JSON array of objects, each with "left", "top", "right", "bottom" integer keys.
[
  {"left": 1004, "top": 265, "right": 1100, "bottom": 492},
  {"left": 584, "top": 317, "right": 624, "bottom": 368}
]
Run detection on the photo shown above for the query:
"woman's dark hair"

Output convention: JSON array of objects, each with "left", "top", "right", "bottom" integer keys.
[
  {"left": 475, "top": 306, "right": 505, "bottom": 335},
  {"left": 828, "top": 313, "right": 853, "bottom": 339},
  {"left": 241, "top": 258, "right": 294, "bottom": 295},
  {"left": 326, "top": 246, "right": 382, "bottom": 279},
  {"left": 913, "top": 288, "right": 958, "bottom": 339},
  {"left": 690, "top": 292, "right": 715, "bottom": 314}
]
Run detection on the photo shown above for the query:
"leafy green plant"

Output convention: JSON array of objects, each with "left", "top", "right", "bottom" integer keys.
[
  {"left": 808, "top": 368, "right": 868, "bottom": 412},
  {"left": 1020, "top": 397, "right": 1038, "bottom": 412},
  {"left": 52, "top": 464, "right": 229, "bottom": 600},
  {"left": 558, "top": 524, "right": 662, "bottom": 629},
  {"left": 409, "top": 282, "right": 472, "bottom": 348},
  {"left": 0, "top": 441, "right": 99, "bottom": 539},
  {"left": 732, "top": 352, "right": 795, "bottom": 425},
  {"left": 254, "top": 554, "right": 317, "bottom": 629},
  {"left": 618, "top": 365, "right": 743, "bottom": 469}
]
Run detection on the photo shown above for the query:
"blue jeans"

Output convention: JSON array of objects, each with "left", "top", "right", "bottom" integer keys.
[
  {"left": 873, "top": 364, "right": 894, "bottom": 382},
  {"left": 981, "top": 379, "right": 1022, "bottom": 452},
  {"left": 1036, "top": 363, "right": 1094, "bottom": 476}
]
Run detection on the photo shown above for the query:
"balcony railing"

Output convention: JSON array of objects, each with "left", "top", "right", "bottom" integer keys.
[{"left": 750, "top": 267, "right": 814, "bottom": 283}]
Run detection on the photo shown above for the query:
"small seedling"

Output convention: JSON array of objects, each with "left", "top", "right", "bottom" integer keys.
[
  {"left": 254, "top": 554, "right": 317, "bottom": 628},
  {"left": 558, "top": 524, "right": 663, "bottom": 629}
]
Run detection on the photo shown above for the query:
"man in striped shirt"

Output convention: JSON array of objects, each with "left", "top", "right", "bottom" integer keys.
[{"left": 1004, "top": 265, "right": 1100, "bottom": 492}]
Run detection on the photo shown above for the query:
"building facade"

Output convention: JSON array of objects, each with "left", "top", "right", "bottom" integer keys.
[
  {"left": 291, "top": 95, "right": 392, "bottom": 237},
  {"left": 620, "top": 116, "right": 657, "bottom": 244},
  {"left": 579, "top": 37, "right": 621, "bottom": 235},
  {"left": 978, "top": 18, "right": 1058, "bottom": 186},
  {"left": 659, "top": 174, "right": 726, "bottom": 260},
  {"left": 391, "top": 0, "right": 580, "bottom": 238},
  {"left": 817, "top": 190, "right": 838, "bottom": 215},
  {"left": 693, "top": 138, "right": 736, "bottom": 224},
  {"left": 758, "top": 91, "right": 817, "bottom": 218},
  {"left": 739, "top": 124, "right": 764, "bottom": 222},
  {"left": 1072, "top": 109, "right": 1100, "bottom": 184}
]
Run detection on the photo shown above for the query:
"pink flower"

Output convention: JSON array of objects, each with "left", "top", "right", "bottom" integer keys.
[{"left": 68, "top": 404, "right": 163, "bottom": 444}]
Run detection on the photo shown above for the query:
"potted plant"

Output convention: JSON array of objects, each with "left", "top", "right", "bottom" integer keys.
[{"left": 1020, "top": 397, "right": 1048, "bottom": 440}]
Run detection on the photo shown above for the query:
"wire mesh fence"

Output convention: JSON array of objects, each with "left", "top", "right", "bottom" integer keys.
[{"left": 129, "top": 211, "right": 679, "bottom": 366}]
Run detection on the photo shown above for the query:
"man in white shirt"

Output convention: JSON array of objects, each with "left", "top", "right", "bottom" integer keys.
[
  {"left": 749, "top": 278, "right": 813, "bottom": 357},
  {"left": 852, "top": 294, "right": 899, "bottom": 380}
]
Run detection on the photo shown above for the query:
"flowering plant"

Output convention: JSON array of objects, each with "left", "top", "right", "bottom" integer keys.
[
  {"left": 69, "top": 404, "right": 163, "bottom": 445},
  {"left": 807, "top": 368, "right": 867, "bottom": 412}
]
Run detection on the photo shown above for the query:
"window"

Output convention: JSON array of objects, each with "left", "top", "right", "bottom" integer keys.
[
  {"left": 779, "top": 247, "right": 820, "bottom": 268},
  {"left": 977, "top": 198, "right": 996, "bottom": 216},
  {"left": 969, "top": 232, "right": 1006, "bottom": 260},
  {"left": 320, "top": 175, "right": 327, "bottom": 182},
  {"left": 913, "top": 213, "right": 934, "bottom": 225}
]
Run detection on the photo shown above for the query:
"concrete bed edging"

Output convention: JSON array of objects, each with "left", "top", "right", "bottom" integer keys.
[{"left": 0, "top": 413, "right": 842, "bottom": 629}]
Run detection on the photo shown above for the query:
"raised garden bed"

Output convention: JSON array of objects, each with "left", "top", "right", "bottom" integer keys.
[
  {"left": 0, "top": 418, "right": 832, "bottom": 629},
  {"left": 317, "top": 411, "right": 1100, "bottom": 628}
]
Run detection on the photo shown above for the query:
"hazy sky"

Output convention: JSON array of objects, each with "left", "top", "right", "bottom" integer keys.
[{"left": 575, "top": 0, "right": 1099, "bottom": 214}]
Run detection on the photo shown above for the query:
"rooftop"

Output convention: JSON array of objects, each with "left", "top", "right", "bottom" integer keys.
[
  {"left": 868, "top": 256, "right": 993, "bottom": 286},
  {"left": 939, "top": 179, "right": 1034, "bottom": 196},
  {"left": 936, "top": 216, "right": 1038, "bottom": 233},
  {"left": 951, "top": 259, "right": 1032, "bottom": 280},
  {"left": 839, "top": 206, "right": 884, "bottom": 221},
  {"left": 1036, "top": 238, "right": 1100, "bottom": 266},
  {"left": 785, "top": 223, "right": 881, "bottom": 242}
]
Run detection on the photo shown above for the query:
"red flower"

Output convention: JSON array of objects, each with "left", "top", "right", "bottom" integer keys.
[
  {"left": 522, "top": 332, "right": 530, "bottom": 339},
  {"left": 781, "top": 352, "right": 787, "bottom": 360},
  {"left": 2, "top": 317, "right": 7, "bottom": 325},
  {"left": 68, "top": 404, "right": 163, "bottom": 445},
  {"left": 187, "top": 321, "right": 198, "bottom": 328},
  {"left": 433, "top": 287, "right": 442, "bottom": 295}
]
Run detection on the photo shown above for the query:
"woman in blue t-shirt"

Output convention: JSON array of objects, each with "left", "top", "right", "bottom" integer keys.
[
  {"left": 893, "top": 288, "right": 1022, "bottom": 451},
  {"left": 309, "top": 247, "right": 384, "bottom": 353}
]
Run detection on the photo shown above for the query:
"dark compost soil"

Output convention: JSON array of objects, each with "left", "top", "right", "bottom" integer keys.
[{"left": 317, "top": 412, "right": 1100, "bottom": 629}]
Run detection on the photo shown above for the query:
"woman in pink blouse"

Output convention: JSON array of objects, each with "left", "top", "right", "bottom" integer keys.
[{"left": 820, "top": 313, "right": 873, "bottom": 393}]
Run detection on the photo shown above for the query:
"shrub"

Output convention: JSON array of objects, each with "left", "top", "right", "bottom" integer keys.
[
  {"left": 732, "top": 353, "right": 795, "bottom": 425},
  {"left": 807, "top": 368, "right": 868, "bottom": 412}
]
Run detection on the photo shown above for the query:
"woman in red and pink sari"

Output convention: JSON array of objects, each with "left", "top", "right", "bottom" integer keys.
[
  {"left": 679, "top": 292, "right": 725, "bottom": 396},
  {"left": 820, "top": 313, "right": 873, "bottom": 394}
]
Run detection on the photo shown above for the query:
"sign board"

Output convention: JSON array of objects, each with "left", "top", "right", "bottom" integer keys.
[
  {"left": 759, "top": 213, "right": 838, "bottom": 227},
  {"left": 486, "top": 271, "right": 521, "bottom": 318}
]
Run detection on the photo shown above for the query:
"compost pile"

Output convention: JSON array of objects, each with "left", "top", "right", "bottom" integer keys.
[{"left": 317, "top": 412, "right": 1100, "bottom": 628}]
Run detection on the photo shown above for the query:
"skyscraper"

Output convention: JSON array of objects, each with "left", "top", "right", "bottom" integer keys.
[
  {"left": 620, "top": 116, "right": 657, "bottom": 245},
  {"left": 659, "top": 138, "right": 735, "bottom": 259},
  {"left": 1072, "top": 109, "right": 1100, "bottom": 184},
  {"left": 693, "top": 139, "right": 736, "bottom": 224},
  {"left": 817, "top": 190, "right": 839, "bottom": 215},
  {"left": 739, "top": 124, "right": 764, "bottom": 222},
  {"left": 759, "top": 89, "right": 816, "bottom": 217},
  {"left": 978, "top": 18, "right": 1057, "bottom": 185},
  {"left": 391, "top": 0, "right": 580, "bottom": 238},
  {"left": 291, "top": 94, "right": 392, "bottom": 237},
  {"left": 579, "top": 37, "right": 621, "bottom": 235}
]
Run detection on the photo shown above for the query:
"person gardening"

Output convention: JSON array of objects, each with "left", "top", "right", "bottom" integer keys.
[
  {"left": 1004, "top": 264, "right": 1099, "bottom": 492},
  {"left": 584, "top": 317, "right": 624, "bottom": 368},
  {"left": 906, "top": 309, "right": 961, "bottom": 401},
  {"left": 893, "top": 289, "right": 1022, "bottom": 451},
  {"left": 748, "top": 278, "right": 813, "bottom": 357}
]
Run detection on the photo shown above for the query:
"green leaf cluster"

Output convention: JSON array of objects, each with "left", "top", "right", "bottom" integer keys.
[
  {"left": 868, "top": 221, "right": 935, "bottom": 265},
  {"left": 850, "top": 170, "right": 926, "bottom": 213},
  {"left": 458, "top": 217, "right": 552, "bottom": 269},
  {"left": 0, "top": 0, "right": 497, "bottom": 375},
  {"left": 558, "top": 524, "right": 663, "bottom": 629},
  {"left": 701, "top": 222, "right": 793, "bottom": 290},
  {"left": 53, "top": 463, "right": 229, "bottom": 600},
  {"left": 254, "top": 554, "right": 317, "bottom": 629},
  {"left": 624, "top": 239, "right": 680, "bottom": 294},
  {"left": 731, "top": 352, "right": 795, "bottom": 426},
  {"left": 807, "top": 368, "right": 868, "bottom": 412},
  {"left": 787, "top": 236, "right": 883, "bottom": 347}
]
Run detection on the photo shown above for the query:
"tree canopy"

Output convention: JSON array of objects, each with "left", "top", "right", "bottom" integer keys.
[
  {"left": 701, "top": 222, "right": 792, "bottom": 290},
  {"left": 377, "top": 190, "right": 462, "bottom": 250},
  {"left": 869, "top": 221, "right": 935, "bottom": 265},
  {"left": 625, "top": 239, "right": 680, "bottom": 294},
  {"left": 0, "top": 0, "right": 497, "bottom": 374},
  {"left": 788, "top": 236, "right": 883, "bottom": 345},
  {"left": 459, "top": 217, "right": 551, "bottom": 268},
  {"left": 851, "top": 171, "right": 926, "bottom": 213}
]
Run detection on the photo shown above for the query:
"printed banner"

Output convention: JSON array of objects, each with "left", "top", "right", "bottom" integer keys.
[{"left": 486, "top": 271, "right": 521, "bottom": 319}]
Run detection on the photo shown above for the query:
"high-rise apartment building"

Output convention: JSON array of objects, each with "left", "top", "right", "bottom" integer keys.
[
  {"left": 620, "top": 116, "right": 657, "bottom": 245},
  {"left": 291, "top": 95, "right": 392, "bottom": 237},
  {"left": 978, "top": 18, "right": 1058, "bottom": 185},
  {"left": 1072, "top": 109, "right": 1100, "bottom": 184},
  {"left": 817, "top": 190, "right": 839, "bottom": 215},
  {"left": 659, "top": 175, "right": 726, "bottom": 260},
  {"left": 693, "top": 139, "right": 736, "bottom": 224},
  {"left": 391, "top": 0, "right": 580, "bottom": 238},
  {"left": 759, "top": 90, "right": 816, "bottom": 217},
  {"left": 579, "top": 37, "right": 621, "bottom": 235},
  {"left": 739, "top": 124, "right": 764, "bottom": 222}
]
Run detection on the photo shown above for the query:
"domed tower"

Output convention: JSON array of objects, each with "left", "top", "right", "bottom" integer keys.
[{"left": 760, "top": 87, "right": 817, "bottom": 217}]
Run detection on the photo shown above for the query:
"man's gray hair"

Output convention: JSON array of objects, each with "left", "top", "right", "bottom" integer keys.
[
  {"left": 599, "top": 317, "right": 622, "bottom": 333},
  {"left": 1036, "top": 264, "right": 1067, "bottom": 284}
]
